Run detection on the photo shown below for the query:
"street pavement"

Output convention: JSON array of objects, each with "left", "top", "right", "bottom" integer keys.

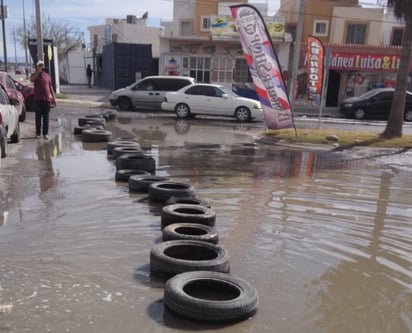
[{"left": 57, "top": 84, "right": 341, "bottom": 118}]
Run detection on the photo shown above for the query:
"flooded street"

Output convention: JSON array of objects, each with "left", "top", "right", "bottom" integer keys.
[{"left": 1, "top": 110, "right": 412, "bottom": 332}]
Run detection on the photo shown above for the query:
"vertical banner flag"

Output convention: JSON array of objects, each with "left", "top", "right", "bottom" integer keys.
[
  {"left": 306, "top": 35, "right": 324, "bottom": 106},
  {"left": 230, "top": 4, "right": 294, "bottom": 130}
]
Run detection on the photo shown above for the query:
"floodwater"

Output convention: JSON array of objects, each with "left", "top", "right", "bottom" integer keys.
[{"left": 1, "top": 113, "right": 412, "bottom": 333}]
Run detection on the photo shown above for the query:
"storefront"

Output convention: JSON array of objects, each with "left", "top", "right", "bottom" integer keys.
[{"left": 300, "top": 44, "right": 412, "bottom": 107}]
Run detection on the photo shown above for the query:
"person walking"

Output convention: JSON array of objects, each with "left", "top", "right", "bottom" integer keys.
[
  {"left": 86, "top": 64, "right": 93, "bottom": 88},
  {"left": 30, "top": 60, "right": 56, "bottom": 140}
]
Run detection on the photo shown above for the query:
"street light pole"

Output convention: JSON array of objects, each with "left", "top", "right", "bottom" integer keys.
[
  {"left": 1, "top": 0, "right": 7, "bottom": 71},
  {"left": 35, "top": 0, "right": 43, "bottom": 62},
  {"left": 23, "top": 0, "right": 29, "bottom": 77}
]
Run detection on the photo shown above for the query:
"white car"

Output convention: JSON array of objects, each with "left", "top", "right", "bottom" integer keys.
[
  {"left": 161, "top": 83, "right": 263, "bottom": 122},
  {"left": 0, "top": 84, "right": 20, "bottom": 158}
]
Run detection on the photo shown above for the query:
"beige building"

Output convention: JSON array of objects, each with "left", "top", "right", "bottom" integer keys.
[{"left": 159, "top": 0, "right": 292, "bottom": 94}]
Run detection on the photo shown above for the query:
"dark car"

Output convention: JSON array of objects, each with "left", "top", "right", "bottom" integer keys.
[{"left": 339, "top": 88, "right": 412, "bottom": 121}]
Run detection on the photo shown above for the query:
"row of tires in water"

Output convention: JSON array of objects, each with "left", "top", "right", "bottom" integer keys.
[{"left": 72, "top": 111, "right": 259, "bottom": 324}]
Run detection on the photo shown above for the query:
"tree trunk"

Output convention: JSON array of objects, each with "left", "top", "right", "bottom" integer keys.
[{"left": 381, "top": 16, "right": 412, "bottom": 139}]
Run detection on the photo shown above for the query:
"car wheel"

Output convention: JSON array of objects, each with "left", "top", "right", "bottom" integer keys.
[
  {"left": 353, "top": 108, "right": 365, "bottom": 120},
  {"left": 118, "top": 97, "right": 132, "bottom": 111},
  {"left": 175, "top": 104, "right": 190, "bottom": 119},
  {"left": 150, "top": 240, "right": 230, "bottom": 278},
  {"left": 164, "top": 271, "right": 258, "bottom": 323},
  {"left": 26, "top": 96, "right": 34, "bottom": 111},
  {"left": 19, "top": 104, "right": 26, "bottom": 122},
  {"left": 235, "top": 107, "right": 251, "bottom": 122},
  {"left": 404, "top": 109, "right": 412, "bottom": 122},
  {"left": 0, "top": 133, "right": 8, "bottom": 158},
  {"left": 10, "top": 123, "right": 20, "bottom": 143}
]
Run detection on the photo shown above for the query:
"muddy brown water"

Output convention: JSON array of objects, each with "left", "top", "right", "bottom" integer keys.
[{"left": 1, "top": 114, "right": 412, "bottom": 332}]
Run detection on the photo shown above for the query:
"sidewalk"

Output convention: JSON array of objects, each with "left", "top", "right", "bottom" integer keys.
[{"left": 56, "top": 84, "right": 341, "bottom": 118}]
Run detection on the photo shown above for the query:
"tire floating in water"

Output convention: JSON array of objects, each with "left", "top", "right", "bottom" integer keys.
[
  {"left": 148, "top": 181, "right": 195, "bottom": 203},
  {"left": 150, "top": 240, "right": 230, "bottom": 278},
  {"left": 164, "top": 271, "right": 258, "bottom": 323},
  {"left": 161, "top": 203, "right": 216, "bottom": 229},
  {"left": 128, "top": 175, "right": 170, "bottom": 193},
  {"left": 162, "top": 223, "right": 219, "bottom": 244}
]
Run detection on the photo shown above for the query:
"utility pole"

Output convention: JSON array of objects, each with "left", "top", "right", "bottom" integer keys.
[
  {"left": 288, "top": 0, "right": 305, "bottom": 107},
  {"left": 35, "top": 0, "right": 43, "bottom": 62},
  {"left": 1, "top": 0, "right": 7, "bottom": 72},
  {"left": 23, "top": 0, "right": 29, "bottom": 77}
]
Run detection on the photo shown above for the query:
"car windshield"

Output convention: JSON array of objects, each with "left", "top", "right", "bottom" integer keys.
[{"left": 358, "top": 89, "right": 385, "bottom": 99}]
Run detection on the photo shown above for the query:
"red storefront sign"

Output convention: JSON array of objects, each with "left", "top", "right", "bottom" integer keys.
[{"left": 329, "top": 53, "right": 401, "bottom": 71}]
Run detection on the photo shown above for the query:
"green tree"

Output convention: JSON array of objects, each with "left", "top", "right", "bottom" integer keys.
[
  {"left": 15, "top": 14, "right": 84, "bottom": 62},
  {"left": 381, "top": 0, "right": 412, "bottom": 139}
]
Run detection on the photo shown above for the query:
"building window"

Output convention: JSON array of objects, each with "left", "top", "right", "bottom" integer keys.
[
  {"left": 211, "top": 57, "right": 233, "bottom": 83},
  {"left": 234, "top": 58, "right": 252, "bottom": 83},
  {"left": 313, "top": 20, "right": 328, "bottom": 37},
  {"left": 391, "top": 28, "right": 403, "bottom": 46},
  {"left": 345, "top": 23, "right": 367, "bottom": 44},
  {"left": 112, "top": 34, "right": 118, "bottom": 43},
  {"left": 200, "top": 16, "right": 210, "bottom": 32},
  {"left": 182, "top": 56, "right": 211, "bottom": 82},
  {"left": 181, "top": 20, "right": 193, "bottom": 36}
]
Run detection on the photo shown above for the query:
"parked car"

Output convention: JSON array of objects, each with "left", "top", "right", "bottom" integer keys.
[
  {"left": 0, "top": 72, "right": 26, "bottom": 122},
  {"left": 109, "top": 75, "right": 196, "bottom": 111},
  {"left": 0, "top": 84, "right": 20, "bottom": 158},
  {"left": 13, "top": 78, "right": 34, "bottom": 111},
  {"left": 161, "top": 83, "right": 263, "bottom": 122},
  {"left": 339, "top": 88, "right": 412, "bottom": 121}
]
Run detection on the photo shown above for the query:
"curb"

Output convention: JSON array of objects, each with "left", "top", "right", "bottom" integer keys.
[{"left": 56, "top": 98, "right": 113, "bottom": 109}]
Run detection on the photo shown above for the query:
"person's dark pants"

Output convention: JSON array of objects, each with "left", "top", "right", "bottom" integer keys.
[{"left": 34, "top": 100, "right": 51, "bottom": 136}]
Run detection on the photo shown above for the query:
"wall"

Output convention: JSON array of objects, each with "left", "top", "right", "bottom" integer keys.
[{"left": 330, "top": 6, "right": 384, "bottom": 45}]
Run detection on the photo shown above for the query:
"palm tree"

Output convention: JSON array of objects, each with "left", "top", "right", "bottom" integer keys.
[{"left": 381, "top": 0, "right": 412, "bottom": 139}]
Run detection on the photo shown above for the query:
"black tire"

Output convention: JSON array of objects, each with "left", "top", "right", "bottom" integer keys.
[
  {"left": 19, "top": 104, "right": 27, "bottom": 122},
  {"left": 116, "top": 153, "right": 156, "bottom": 172},
  {"left": 404, "top": 109, "right": 412, "bottom": 122},
  {"left": 165, "top": 196, "right": 211, "bottom": 208},
  {"left": 148, "top": 181, "right": 195, "bottom": 203},
  {"left": 128, "top": 175, "right": 170, "bottom": 192},
  {"left": 112, "top": 146, "right": 145, "bottom": 160},
  {"left": 26, "top": 96, "right": 34, "bottom": 111},
  {"left": 73, "top": 124, "right": 103, "bottom": 135},
  {"left": 150, "top": 240, "right": 230, "bottom": 278},
  {"left": 107, "top": 140, "right": 140, "bottom": 156},
  {"left": 353, "top": 108, "right": 365, "bottom": 120},
  {"left": 78, "top": 117, "right": 106, "bottom": 127},
  {"left": 81, "top": 129, "right": 112, "bottom": 142},
  {"left": 175, "top": 103, "right": 191, "bottom": 119},
  {"left": 115, "top": 169, "right": 149, "bottom": 182},
  {"left": 164, "top": 271, "right": 258, "bottom": 323},
  {"left": 234, "top": 106, "right": 251, "bottom": 122},
  {"left": 10, "top": 123, "right": 20, "bottom": 143},
  {"left": 162, "top": 223, "right": 219, "bottom": 244},
  {"left": 103, "top": 110, "right": 118, "bottom": 120},
  {"left": 161, "top": 204, "right": 216, "bottom": 229},
  {"left": 85, "top": 112, "right": 104, "bottom": 119},
  {"left": 118, "top": 97, "right": 132, "bottom": 111},
  {"left": 0, "top": 133, "right": 7, "bottom": 158}
]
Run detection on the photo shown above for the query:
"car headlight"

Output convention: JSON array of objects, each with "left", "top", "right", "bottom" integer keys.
[
  {"left": 252, "top": 103, "right": 262, "bottom": 109},
  {"left": 344, "top": 103, "right": 353, "bottom": 107}
]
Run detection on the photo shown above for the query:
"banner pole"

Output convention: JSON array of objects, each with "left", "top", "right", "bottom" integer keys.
[{"left": 318, "top": 47, "right": 331, "bottom": 129}]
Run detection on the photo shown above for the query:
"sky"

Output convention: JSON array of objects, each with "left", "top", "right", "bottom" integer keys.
[{"left": 1, "top": 0, "right": 381, "bottom": 64}]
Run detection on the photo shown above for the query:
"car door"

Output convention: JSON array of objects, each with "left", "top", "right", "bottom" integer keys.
[
  {"left": 183, "top": 85, "right": 207, "bottom": 114},
  {"left": 367, "top": 91, "right": 393, "bottom": 119},
  {"left": 205, "top": 86, "right": 232, "bottom": 116},
  {"left": 0, "top": 85, "right": 17, "bottom": 139},
  {"left": 130, "top": 78, "right": 157, "bottom": 110}
]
